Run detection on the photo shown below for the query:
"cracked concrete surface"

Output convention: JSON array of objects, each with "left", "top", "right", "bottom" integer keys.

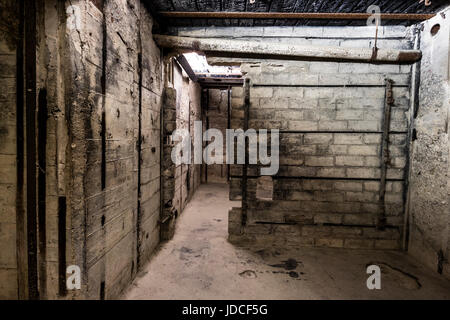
[{"left": 122, "top": 183, "right": 450, "bottom": 300}]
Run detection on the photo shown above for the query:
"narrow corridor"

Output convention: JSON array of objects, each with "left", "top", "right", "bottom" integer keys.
[
  {"left": 2, "top": 0, "right": 450, "bottom": 303},
  {"left": 123, "top": 183, "right": 450, "bottom": 300}
]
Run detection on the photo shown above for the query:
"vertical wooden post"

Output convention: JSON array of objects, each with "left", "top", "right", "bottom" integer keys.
[{"left": 378, "top": 78, "right": 394, "bottom": 230}]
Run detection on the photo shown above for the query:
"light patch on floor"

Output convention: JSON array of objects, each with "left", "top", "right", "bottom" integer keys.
[{"left": 122, "top": 183, "right": 450, "bottom": 300}]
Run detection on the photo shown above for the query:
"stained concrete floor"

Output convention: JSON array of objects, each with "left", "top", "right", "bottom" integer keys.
[{"left": 123, "top": 183, "right": 450, "bottom": 300}]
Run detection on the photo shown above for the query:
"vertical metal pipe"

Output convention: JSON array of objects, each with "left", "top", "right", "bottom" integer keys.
[
  {"left": 37, "top": 88, "right": 47, "bottom": 298},
  {"left": 378, "top": 78, "right": 394, "bottom": 230},
  {"left": 101, "top": 4, "right": 107, "bottom": 190},
  {"left": 403, "top": 27, "right": 422, "bottom": 250},
  {"left": 136, "top": 45, "right": 143, "bottom": 269},
  {"left": 16, "top": 0, "right": 27, "bottom": 300},
  {"left": 227, "top": 86, "right": 231, "bottom": 182},
  {"left": 24, "top": 0, "right": 39, "bottom": 299},
  {"left": 58, "top": 197, "right": 67, "bottom": 297},
  {"left": 241, "top": 79, "right": 250, "bottom": 226},
  {"left": 205, "top": 89, "right": 209, "bottom": 183}
]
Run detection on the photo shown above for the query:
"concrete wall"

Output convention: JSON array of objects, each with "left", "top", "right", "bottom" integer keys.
[
  {"left": 161, "top": 60, "right": 201, "bottom": 240},
  {"left": 35, "top": 0, "right": 65, "bottom": 299},
  {"left": 0, "top": 0, "right": 166, "bottom": 299},
  {"left": 169, "top": 25, "right": 415, "bottom": 249},
  {"left": 173, "top": 63, "right": 201, "bottom": 215},
  {"left": 408, "top": 7, "right": 450, "bottom": 279},
  {"left": 1, "top": 1, "right": 447, "bottom": 299},
  {"left": 62, "top": 0, "right": 164, "bottom": 299},
  {"left": 0, "top": 0, "right": 19, "bottom": 300}
]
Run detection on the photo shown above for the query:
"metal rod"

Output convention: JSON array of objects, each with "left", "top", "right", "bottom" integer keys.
[
  {"left": 270, "top": 130, "right": 408, "bottom": 134},
  {"left": 252, "top": 84, "right": 409, "bottom": 88},
  {"left": 205, "top": 89, "right": 209, "bottom": 183},
  {"left": 136, "top": 41, "right": 143, "bottom": 269},
  {"left": 403, "top": 27, "right": 422, "bottom": 250},
  {"left": 241, "top": 79, "right": 250, "bottom": 227},
  {"left": 37, "top": 88, "right": 48, "bottom": 298},
  {"left": 16, "top": 0, "right": 27, "bottom": 299},
  {"left": 159, "top": 11, "right": 435, "bottom": 21},
  {"left": 378, "top": 78, "right": 395, "bottom": 230},
  {"left": 58, "top": 197, "right": 67, "bottom": 297},
  {"left": 230, "top": 175, "right": 405, "bottom": 182},
  {"left": 25, "top": 0, "right": 39, "bottom": 300},
  {"left": 227, "top": 87, "right": 231, "bottom": 182}
]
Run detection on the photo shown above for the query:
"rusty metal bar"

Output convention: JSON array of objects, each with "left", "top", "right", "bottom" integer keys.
[
  {"left": 403, "top": 27, "right": 422, "bottom": 250},
  {"left": 205, "top": 89, "right": 209, "bottom": 183},
  {"left": 37, "top": 88, "right": 48, "bottom": 298},
  {"left": 159, "top": 11, "right": 435, "bottom": 21},
  {"left": 378, "top": 78, "right": 395, "bottom": 230},
  {"left": 16, "top": 0, "right": 27, "bottom": 300},
  {"left": 227, "top": 86, "right": 231, "bottom": 182},
  {"left": 58, "top": 197, "right": 67, "bottom": 296},
  {"left": 25, "top": 0, "right": 39, "bottom": 300},
  {"left": 241, "top": 79, "right": 250, "bottom": 227}
]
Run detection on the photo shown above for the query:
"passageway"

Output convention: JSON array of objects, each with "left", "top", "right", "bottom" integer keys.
[
  {"left": 123, "top": 183, "right": 450, "bottom": 300},
  {"left": 1, "top": 0, "right": 450, "bottom": 301}
]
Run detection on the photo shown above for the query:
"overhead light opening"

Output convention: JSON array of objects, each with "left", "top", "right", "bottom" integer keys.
[{"left": 182, "top": 52, "right": 242, "bottom": 79}]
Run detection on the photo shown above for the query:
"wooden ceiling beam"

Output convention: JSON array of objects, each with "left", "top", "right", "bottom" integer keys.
[
  {"left": 175, "top": 55, "right": 198, "bottom": 82},
  {"left": 154, "top": 35, "right": 422, "bottom": 64},
  {"left": 158, "top": 11, "right": 436, "bottom": 21}
]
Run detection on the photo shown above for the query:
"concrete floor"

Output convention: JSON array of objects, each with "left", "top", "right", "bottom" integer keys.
[{"left": 123, "top": 183, "right": 450, "bottom": 300}]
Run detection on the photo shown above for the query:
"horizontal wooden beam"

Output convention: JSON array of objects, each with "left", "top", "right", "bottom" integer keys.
[
  {"left": 198, "top": 77, "right": 243, "bottom": 82},
  {"left": 158, "top": 11, "right": 435, "bottom": 21},
  {"left": 154, "top": 35, "right": 422, "bottom": 64},
  {"left": 175, "top": 55, "right": 198, "bottom": 81},
  {"left": 200, "top": 84, "right": 244, "bottom": 89},
  {"left": 198, "top": 78, "right": 244, "bottom": 88}
]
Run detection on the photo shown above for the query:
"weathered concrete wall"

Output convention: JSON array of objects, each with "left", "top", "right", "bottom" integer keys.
[
  {"left": 47, "top": 0, "right": 164, "bottom": 299},
  {"left": 189, "top": 81, "right": 202, "bottom": 193},
  {"left": 206, "top": 89, "right": 229, "bottom": 183},
  {"left": 35, "top": 0, "right": 66, "bottom": 299},
  {"left": 0, "top": 0, "right": 19, "bottom": 300},
  {"left": 136, "top": 1, "right": 163, "bottom": 280},
  {"left": 170, "top": 25, "right": 414, "bottom": 249},
  {"left": 161, "top": 60, "right": 201, "bottom": 240},
  {"left": 173, "top": 63, "right": 196, "bottom": 215},
  {"left": 408, "top": 7, "right": 450, "bottom": 279}
]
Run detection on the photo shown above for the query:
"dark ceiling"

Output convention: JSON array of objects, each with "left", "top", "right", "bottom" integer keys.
[{"left": 146, "top": 0, "right": 449, "bottom": 27}]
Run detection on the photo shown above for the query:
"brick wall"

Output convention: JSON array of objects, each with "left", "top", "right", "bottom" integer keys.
[
  {"left": 169, "top": 25, "right": 415, "bottom": 249},
  {"left": 206, "top": 89, "right": 229, "bottom": 183}
]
